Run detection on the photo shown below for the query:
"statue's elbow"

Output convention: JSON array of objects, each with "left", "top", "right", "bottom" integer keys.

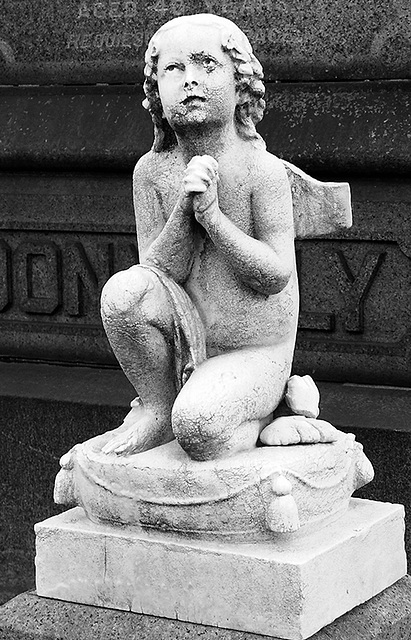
[{"left": 258, "top": 266, "right": 291, "bottom": 296}]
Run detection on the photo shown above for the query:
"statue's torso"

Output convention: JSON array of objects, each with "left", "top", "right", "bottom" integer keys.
[
  {"left": 186, "top": 234, "right": 299, "bottom": 357},
  {"left": 137, "top": 149, "right": 299, "bottom": 356}
]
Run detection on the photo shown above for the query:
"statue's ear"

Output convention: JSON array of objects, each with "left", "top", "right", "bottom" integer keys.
[
  {"left": 235, "top": 87, "right": 248, "bottom": 107},
  {"left": 281, "top": 160, "right": 352, "bottom": 239}
]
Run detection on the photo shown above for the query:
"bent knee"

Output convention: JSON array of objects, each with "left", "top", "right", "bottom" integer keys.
[
  {"left": 101, "top": 266, "right": 158, "bottom": 319},
  {"left": 172, "top": 393, "right": 232, "bottom": 461}
]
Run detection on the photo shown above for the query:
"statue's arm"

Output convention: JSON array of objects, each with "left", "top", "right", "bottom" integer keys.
[
  {"left": 196, "top": 156, "right": 294, "bottom": 296},
  {"left": 133, "top": 156, "right": 196, "bottom": 284}
]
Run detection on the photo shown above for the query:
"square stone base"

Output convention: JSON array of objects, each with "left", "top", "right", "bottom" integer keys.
[{"left": 35, "top": 499, "right": 406, "bottom": 640}]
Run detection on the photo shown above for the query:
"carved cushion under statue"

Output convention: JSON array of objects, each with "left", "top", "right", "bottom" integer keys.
[
  {"left": 55, "top": 431, "right": 372, "bottom": 538},
  {"left": 54, "top": 13, "right": 373, "bottom": 540}
]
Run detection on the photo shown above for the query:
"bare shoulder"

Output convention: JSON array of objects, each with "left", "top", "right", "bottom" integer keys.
[
  {"left": 248, "top": 149, "right": 291, "bottom": 205},
  {"left": 133, "top": 149, "right": 183, "bottom": 189},
  {"left": 250, "top": 149, "right": 289, "bottom": 185},
  {"left": 132, "top": 150, "right": 162, "bottom": 188}
]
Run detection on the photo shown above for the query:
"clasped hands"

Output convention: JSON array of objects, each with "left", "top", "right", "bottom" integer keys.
[{"left": 182, "top": 155, "right": 219, "bottom": 226}]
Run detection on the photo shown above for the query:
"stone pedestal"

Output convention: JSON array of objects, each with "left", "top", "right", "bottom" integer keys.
[{"left": 35, "top": 498, "right": 406, "bottom": 640}]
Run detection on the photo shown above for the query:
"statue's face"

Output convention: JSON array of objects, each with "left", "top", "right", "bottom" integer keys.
[{"left": 156, "top": 24, "right": 237, "bottom": 131}]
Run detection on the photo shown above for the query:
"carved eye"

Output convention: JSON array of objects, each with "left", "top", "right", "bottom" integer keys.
[
  {"left": 165, "top": 63, "right": 182, "bottom": 73},
  {"left": 202, "top": 57, "right": 217, "bottom": 71}
]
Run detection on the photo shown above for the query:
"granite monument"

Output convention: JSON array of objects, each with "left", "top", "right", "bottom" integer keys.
[{"left": 35, "top": 14, "right": 406, "bottom": 640}]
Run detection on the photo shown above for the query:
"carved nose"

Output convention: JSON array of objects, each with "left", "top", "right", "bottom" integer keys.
[
  {"left": 184, "top": 67, "right": 199, "bottom": 88},
  {"left": 184, "top": 77, "right": 199, "bottom": 88}
]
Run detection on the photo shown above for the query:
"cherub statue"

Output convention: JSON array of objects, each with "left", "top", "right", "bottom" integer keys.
[
  {"left": 100, "top": 13, "right": 339, "bottom": 461},
  {"left": 55, "top": 14, "right": 372, "bottom": 536}
]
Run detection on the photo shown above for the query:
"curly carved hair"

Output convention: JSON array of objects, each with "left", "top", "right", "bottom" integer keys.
[{"left": 143, "top": 14, "right": 266, "bottom": 152}]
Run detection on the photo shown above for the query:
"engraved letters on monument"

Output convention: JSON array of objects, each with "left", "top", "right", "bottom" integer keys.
[
  {"left": 0, "top": 175, "right": 409, "bottom": 383},
  {"left": 0, "top": 0, "right": 410, "bottom": 384},
  {"left": 1, "top": 0, "right": 410, "bottom": 82}
]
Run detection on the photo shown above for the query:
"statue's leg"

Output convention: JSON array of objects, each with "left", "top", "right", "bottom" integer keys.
[
  {"left": 100, "top": 265, "right": 178, "bottom": 455},
  {"left": 171, "top": 344, "right": 292, "bottom": 461}
]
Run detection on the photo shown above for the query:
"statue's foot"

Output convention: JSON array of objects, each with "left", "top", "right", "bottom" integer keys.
[
  {"left": 260, "top": 416, "right": 340, "bottom": 446},
  {"left": 102, "top": 398, "right": 173, "bottom": 456}
]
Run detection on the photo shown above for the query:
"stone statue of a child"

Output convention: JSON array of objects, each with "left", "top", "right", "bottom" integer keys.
[
  {"left": 35, "top": 15, "right": 390, "bottom": 618},
  {"left": 100, "top": 13, "right": 339, "bottom": 462}
]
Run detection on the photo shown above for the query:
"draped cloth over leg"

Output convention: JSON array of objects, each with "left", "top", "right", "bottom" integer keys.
[{"left": 139, "top": 265, "right": 207, "bottom": 392}]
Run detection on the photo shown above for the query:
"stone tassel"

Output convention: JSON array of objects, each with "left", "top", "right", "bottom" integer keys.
[{"left": 266, "top": 473, "right": 300, "bottom": 533}]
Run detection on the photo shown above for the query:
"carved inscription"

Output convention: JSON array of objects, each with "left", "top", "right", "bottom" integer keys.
[
  {"left": 67, "top": 0, "right": 144, "bottom": 50},
  {"left": 335, "top": 250, "right": 386, "bottom": 333},
  {"left": 296, "top": 249, "right": 334, "bottom": 332},
  {"left": 77, "top": 1, "right": 139, "bottom": 18},
  {"left": 0, "top": 235, "right": 395, "bottom": 337},
  {"left": 15, "top": 241, "right": 62, "bottom": 315},
  {"left": 66, "top": 31, "right": 143, "bottom": 49},
  {"left": 294, "top": 238, "right": 411, "bottom": 384},
  {"left": 0, "top": 230, "right": 408, "bottom": 378},
  {"left": 75, "top": 0, "right": 255, "bottom": 19},
  {"left": 67, "top": 0, "right": 271, "bottom": 51},
  {"left": 65, "top": 242, "right": 99, "bottom": 317},
  {"left": 0, "top": 235, "right": 138, "bottom": 323},
  {"left": 297, "top": 243, "right": 392, "bottom": 337},
  {"left": 0, "top": 239, "right": 12, "bottom": 312}
]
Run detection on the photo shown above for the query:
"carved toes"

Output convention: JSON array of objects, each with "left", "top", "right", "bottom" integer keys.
[
  {"left": 306, "top": 418, "right": 340, "bottom": 443},
  {"left": 102, "top": 419, "right": 150, "bottom": 456},
  {"left": 260, "top": 416, "right": 340, "bottom": 446},
  {"left": 260, "top": 416, "right": 303, "bottom": 445}
]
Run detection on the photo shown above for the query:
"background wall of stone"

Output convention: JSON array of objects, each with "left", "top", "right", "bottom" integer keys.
[
  {"left": 0, "top": 0, "right": 410, "bottom": 384},
  {"left": 1, "top": 0, "right": 410, "bottom": 83},
  {"left": 0, "top": 0, "right": 410, "bottom": 606}
]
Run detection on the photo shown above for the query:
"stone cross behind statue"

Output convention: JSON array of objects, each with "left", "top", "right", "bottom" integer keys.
[{"left": 54, "top": 13, "right": 371, "bottom": 539}]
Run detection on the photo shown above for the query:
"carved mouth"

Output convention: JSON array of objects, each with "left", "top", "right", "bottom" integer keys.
[{"left": 182, "top": 95, "right": 206, "bottom": 105}]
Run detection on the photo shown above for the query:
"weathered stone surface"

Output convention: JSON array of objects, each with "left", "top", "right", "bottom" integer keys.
[
  {"left": 0, "top": 8, "right": 408, "bottom": 629},
  {"left": 1, "top": 0, "right": 410, "bottom": 84},
  {"left": 54, "top": 433, "right": 372, "bottom": 536},
  {"left": 34, "top": 500, "right": 406, "bottom": 640},
  {"left": 0, "top": 85, "right": 151, "bottom": 172},
  {"left": 0, "top": 171, "right": 137, "bottom": 365},
  {"left": 1, "top": 82, "right": 409, "bottom": 174},
  {"left": 0, "top": 172, "right": 409, "bottom": 384},
  {"left": 2, "top": 578, "right": 411, "bottom": 639},
  {"left": 1, "top": 80, "right": 409, "bottom": 380},
  {"left": 294, "top": 179, "right": 411, "bottom": 386},
  {"left": 1, "top": 365, "right": 410, "bottom": 606},
  {"left": 78, "top": 13, "right": 356, "bottom": 464},
  {"left": 260, "top": 81, "right": 411, "bottom": 177},
  {"left": 0, "top": 362, "right": 134, "bottom": 606}
]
